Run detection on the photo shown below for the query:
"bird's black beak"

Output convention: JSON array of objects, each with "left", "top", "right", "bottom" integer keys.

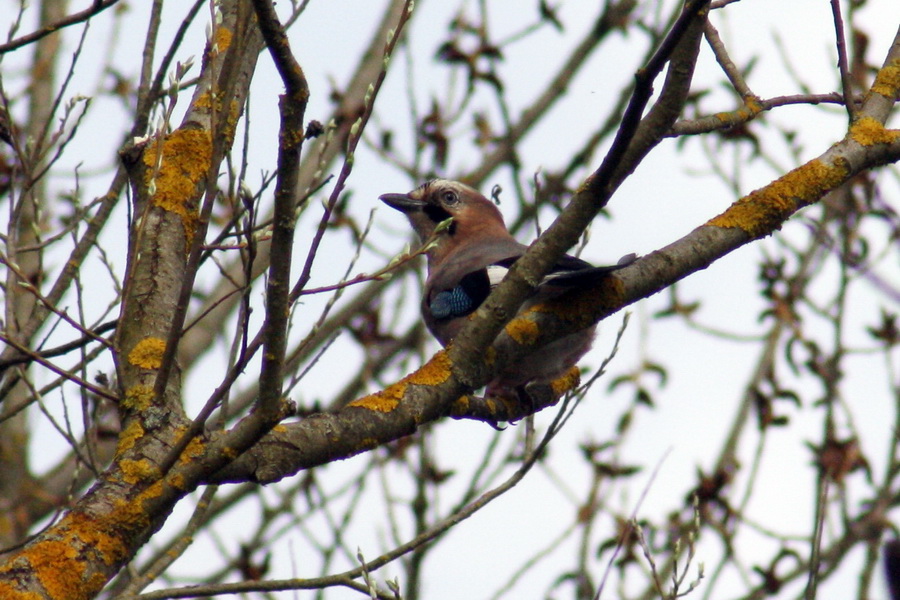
[{"left": 379, "top": 193, "right": 425, "bottom": 213}]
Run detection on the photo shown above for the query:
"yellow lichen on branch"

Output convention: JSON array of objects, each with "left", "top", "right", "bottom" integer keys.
[
  {"left": 550, "top": 366, "right": 582, "bottom": 397},
  {"left": 142, "top": 129, "right": 212, "bottom": 243},
  {"left": 107, "top": 480, "right": 164, "bottom": 535},
  {"left": 119, "top": 459, "right": 161, "bottom": 485},
  {"left": 122, "top": 384, "right": 155, "bottom": 411},
  {"left": 707, "top": 158, "right": 849, "bottom": 238},
  {"left": 0, "top": 511, "right": 129, "bottom": 600},
  {"left": 193, "top": 91, "right": 243, "bottom": 145},
  {"left": 127, "top": 337, "right": 166, "bottom": 370},
  {"left": 869, "top": 60, "right": 900, "bottom": 100},
  {"left": 214, "top": 26, "right": 232, "bottom": 53},
  {"left": 21, "top": 539, "right": 90, "bottom": 600},
  {"left": 348, "top": 350, "right": 454, "bottom": 413},
  {"left": 743, "top": 94, "right": 763, "bottom": 114},
  {"left": 849, "top": 117, "right": 900, "bottom": 146},
  {"left": 404, "top": 348, "right": 454, "bottom": 387},
  {"left": 505, "top": 317, "right": 540, "bottom": 345},
  {"left": 713, "top": 98, "right": 761, "bottom": 127},
  {"left": 449, "top": 395, "right": 471, "bottom": 415},
  {"left": 347, "top": 382, "right": 406, "bottom": 413},
  {"left": 0, "top": 581, "right": 38, "bottom": 599},
  {"left": 115, "top": 420, "right": 145, "bottom": 456},
  {"left": 178, "top": 436, "right": 207, "bottom": 465}
]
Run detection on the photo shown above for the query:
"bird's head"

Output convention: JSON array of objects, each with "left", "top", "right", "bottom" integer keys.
[{"left": 380, "top": 179, "right": 510, "bottom": 263}]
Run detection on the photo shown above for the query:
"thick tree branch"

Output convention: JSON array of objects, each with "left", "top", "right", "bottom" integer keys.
[
  {"left": 248, "top": 0, "right": 310, "bottom": 430},
  {"left": 0, "top": 2, "right": 267, "bottom": 597}
]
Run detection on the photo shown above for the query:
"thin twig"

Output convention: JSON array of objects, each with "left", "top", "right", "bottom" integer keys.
[
  {"left": 704, "top": 20, "right": 754, "bottom": 98},
  {"left": 829, "top": 0, "right": 858, "bottom": 121},
  {"left": 0, "top": 0, "right": 122, "bottom": 54},
  {"left": 289, "top": 0, "right": 416, "bottom": 302}
]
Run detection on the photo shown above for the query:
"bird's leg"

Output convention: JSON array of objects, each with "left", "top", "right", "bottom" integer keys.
[
  {"left": 448, "top": 367, "right": 580, "bottom": 426},
  {"left": 448, "top": 394, "right": 508, "bottom": 429}
]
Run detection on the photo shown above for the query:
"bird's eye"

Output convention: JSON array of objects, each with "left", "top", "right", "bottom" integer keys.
[{"left": 441, "top": 190, "right": 458, "bottom": 205}]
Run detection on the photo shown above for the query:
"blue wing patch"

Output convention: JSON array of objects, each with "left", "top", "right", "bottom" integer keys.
[
  {"left": 429, "top": 269, "right": 492, "bottom": 320},
  {"left": 430, "top": 287, "right": 476, "bottom": 319}
]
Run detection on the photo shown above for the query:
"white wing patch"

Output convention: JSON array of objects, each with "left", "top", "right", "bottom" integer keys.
[
  {"left": 542, "top": 270, "right": 571, "bottom": 283},
  {"left": 486, "top": 265, "right": 508, "bottom": 287}
]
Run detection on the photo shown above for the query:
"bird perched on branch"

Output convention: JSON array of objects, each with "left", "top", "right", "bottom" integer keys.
[{"left": 380, "top": 178, "right": 634, "bottom": 408}]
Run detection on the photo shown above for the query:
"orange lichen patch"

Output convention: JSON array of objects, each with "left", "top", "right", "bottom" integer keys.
[
  {"left": 348, "top": 382, "right": 406, "bottom": 412},
  {"left": 714, "top": 96, "right": 765, "bottom": 125},
  {"left": 182, "top": 436, "right": 206, "bottom": 460},
  {"left": 116, "top": 420, "right": 145, "bottom": 456},
  {"left": 27, "top": 538, "right": 89, "bottom": 600},
  {"left": 349, "top": 350, "right": 455, "bottom": 412},
  {"left": 712, "top": 112, "right": 728, "bottom": 124},
  {"left": 193, "top": 90, "right": 215, "bottom": 111},
  {"left": 850, "top": 117, "right": 900, "bottom": 146},
  {"left": 505, "top": 316, "right": 540, "bottom": 345},
  {"left": 708, "top": 158, "right": 849, "bottom": 238},
  {"left": 108, "top": 497, "right": 149, "bottom": 536},
  {"left": 449, "top": 395, "right": 470, "bottom": 416},
  {"left": 743, "top": 94, "right": 763, "bottom": 115},
  {"left": 193, "top": 93, "right": 242, "bottom": 145},
  {"left": 10, "top": 511, "right": 129, "bottom": 600},
  {"left": 558, "top": 278, "right": 625, "bottom": 322},
  {"left": 127, "top": 337, "right": 166, "bottom": 370},
  {"left": 359, "top": 437, "right": 380, "bottom": 449},
  {"left": 65, "top": 512, "right": 128, "bottom": 567},
  {"left": 870, "top": 62, "right": 900, "bottom": 99},
  {"left": 1, "top": 478, "right": 175, "bottom": 600},
  {"left": 281, "top": 124, "right": 307, "bottom": 150},
  {"left": 103, "top": 478, "right": 168, "bottom": 541},
  {"left": 168, "top": 473, "right": 187, "bottom": 491},
  {"left": 0, "top": 581, "right": 42, "bottom": 600},
  {"left": 214, "top": 26, "right": 232, "bottom": 53},
  {"left": 174, "top": 435, "right": 207, "bottom": 467},
  {"left": 481, "top": 347, "right": 495, "bottom": 368},
  {"left": 709, "top": 96, "right": 765, "bottom": 127},
  {"left": 123, "top": 384, "right": 155, "bottom": 411},
  {"left": 193, "top": 92, "right": 241, "bottom": 122},
  {"left": 550, "top": 367, "right": 582, "bottom": 397},
  {"left": 138, "top": 478, "right": 166, "bottom": 504},
  {"left": 119, "top": 459, "right": 161, "bottom": 485},
  {"left": 142, "top": 128, "right": 212, "bottom": 242},
  {"left": 407, "top": 349, "right": 453, "bottom": 386}
]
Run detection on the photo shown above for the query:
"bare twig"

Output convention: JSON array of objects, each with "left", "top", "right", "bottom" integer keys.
[
  {"left": 0, "top": 0, "right": 122, "bottom": 54},
  {"left": 829, "top": 0, "right": 858, "bottom": 121}
]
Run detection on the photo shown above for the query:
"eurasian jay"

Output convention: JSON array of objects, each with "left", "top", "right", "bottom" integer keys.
[{"left": 380, "top": 178, "right": 634, "bottom": 405}]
